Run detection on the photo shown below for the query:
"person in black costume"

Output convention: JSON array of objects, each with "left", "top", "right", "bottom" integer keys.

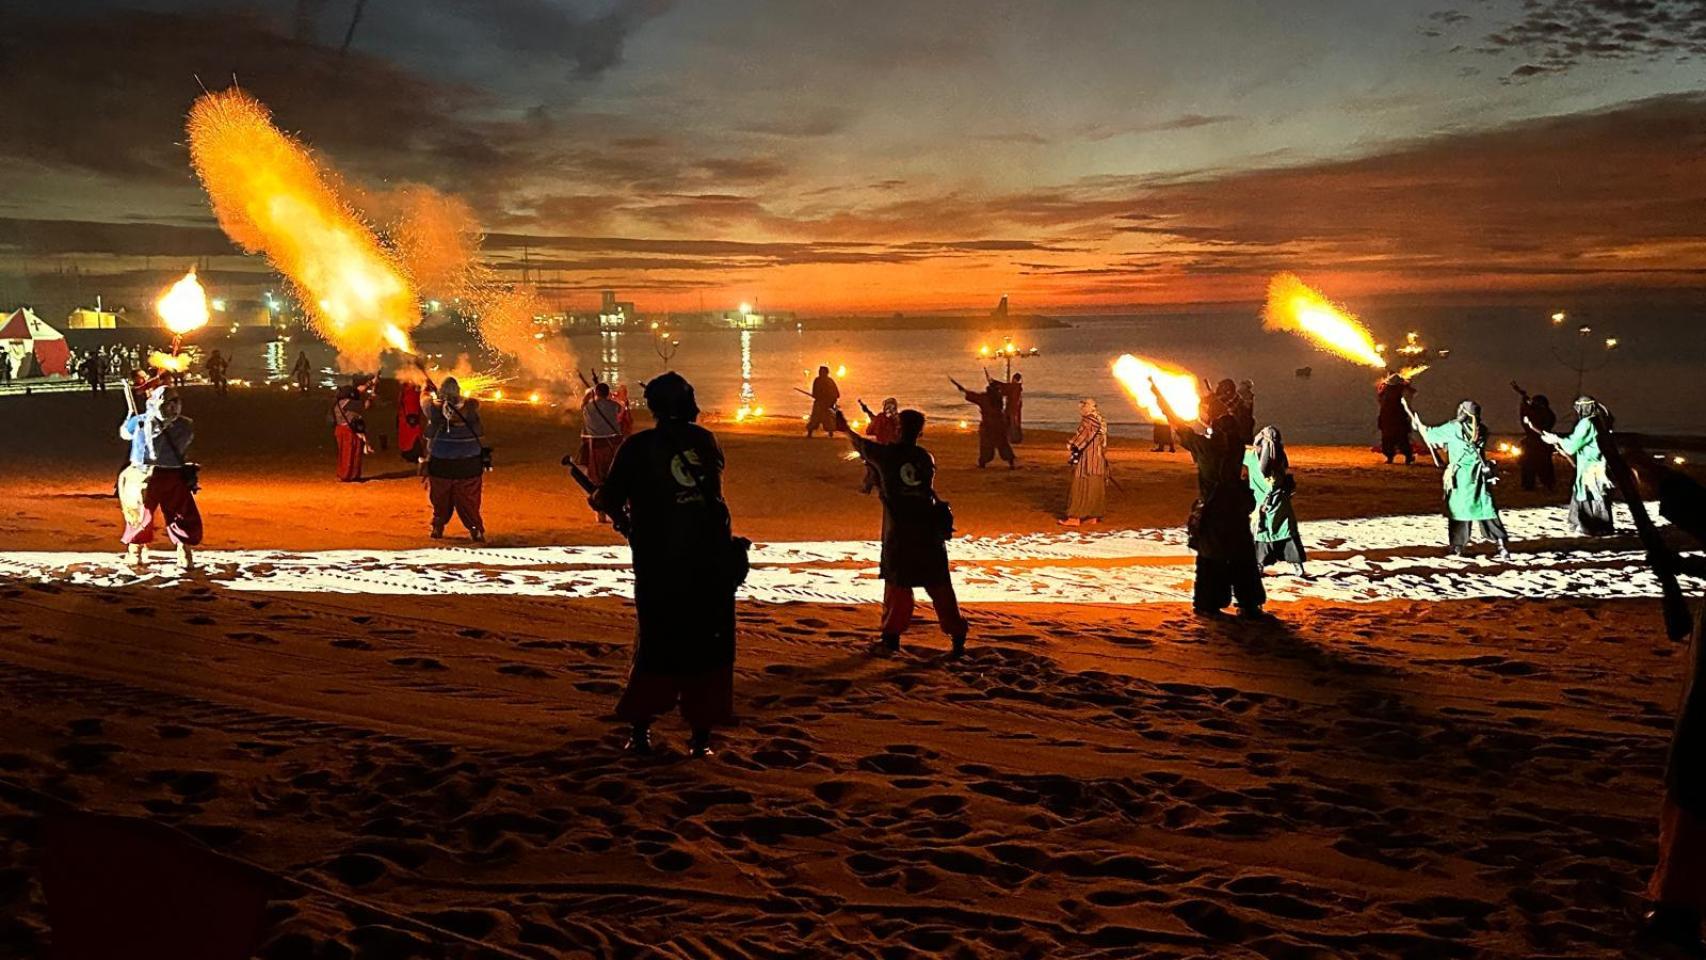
[
  {"left": 1152, "top": 381, "right": 1266, "bottom": 618},
  {"left": 1511, "top": 382, "right": 1557, "bottom": 492},
  {"left": 591, "top": 372, "right": 738, "bottom": 758},
  {"left": 953, "top": 377, "right": 1015, "bottom": 468},
  {"left": 1635, "top": 455, "right": 1706, "bottom": 954},
  {"left": 1376, "top": 373, "right": 1416, "bottom": 464},
  {"left": 837, "top": 406, "right": 968, "bottom": 657}
]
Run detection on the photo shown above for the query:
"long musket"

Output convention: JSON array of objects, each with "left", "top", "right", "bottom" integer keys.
[
  {"left": 560, "top": 455, "right": 632, "bottom": 538},
  {"left": 1600, "top": 434, "right": 1692, "bottom": 641},
  {"left": 1400, "top": 397, "right": 1444, "bottom": 468},
  {"left": 792, "top": 386, "right": 815, "bottom": 400},
  {"left": 1523, "top": 416, "right": 1575, "bottom": 468}
]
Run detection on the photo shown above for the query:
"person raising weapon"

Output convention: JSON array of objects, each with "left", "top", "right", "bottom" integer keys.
[
  {"left": 951, "top": 376, "right": 1015, "bottom": 469},
  {"left": 1510, "top": 381, "right": 1557, "bottom": 492},
  {"left": 1152, "top": 380, "right": 1267, "bottom": 618},
  {"left": 836, "top": 405, "right": 967, "bottom": 657},
  {"left": 118, "top": 385, "right": 202, "bottom": 572},
  {"left": 1538, "top": 396, "right": 1615, "bottom": 536},
  {"left": 1406, "top": 397, "right": 1512, "bottom": 558},
  {"left": 857, "top": 397, "right": 901, "bottom": 494}
]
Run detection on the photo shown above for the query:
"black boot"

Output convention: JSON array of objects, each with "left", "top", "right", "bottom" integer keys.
[
  {"left": 624, "top": 723, "right": 653, "bottom": 755},
  {"left": 879, "top": 633, "right": 900, "bottom": 654},
  {"left": 949, "top": 633, "right": 967, "bottom": 659},
  {"left": 688, "top": 728, "right": 714, "bottom": 758},
  {"left": 1642, "top": 904, "right": 1705, "bottom": 956}
]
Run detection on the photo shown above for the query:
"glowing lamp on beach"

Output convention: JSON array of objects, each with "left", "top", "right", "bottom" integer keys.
[
  {"left": 835, "top": 364, "right": 847, "bottom": 378},
  {"left": 958, "top": 419, "right": 969, "bottom": 430},
  {"left": 528, "top": 391, "right": 541, "bottom": 404},
  {"left": 1551, "top": 312, "right": 1566, "bottom": 325},
  {"left": 1675, "top": 456, "right": 1688, "bottom": 466},
  {"left": 1112, "top": 354, "right": 1200, "bottom": 422},
  {"left": 156, "top": 269, "right": 211, "bottom": 336},
  {"left": 978, "top": 344, "right": 990, "bottom": 357},
  {"left": 1605, "top": 338, "right": 1619, "bottom": 349}
]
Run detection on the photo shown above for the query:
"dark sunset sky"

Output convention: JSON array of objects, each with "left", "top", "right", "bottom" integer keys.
[{"left": 2, "top": 0, "right": 1705, "bottom": 314}]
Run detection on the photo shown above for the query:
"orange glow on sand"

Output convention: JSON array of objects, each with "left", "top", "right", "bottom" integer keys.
[{"left": 188, "top": 88, "right": 417, "bottom": 370}]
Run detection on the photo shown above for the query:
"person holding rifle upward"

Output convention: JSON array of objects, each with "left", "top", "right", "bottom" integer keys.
[
  {"left": 1151, "top": 380, "right": 1266, "bottom": 618},
  {"left": 1406, "top": 397, "right": 1512, "bottom": 559},
  {"left": 857, "top": 397, "right": 900, "bottom": 494},
  {"left": 837, "top": 405, "right": 968, "bottom": 658},
  {"left": 1510, "top": 381, "right": 1557, "bottom": 492},
  {"left": 952, "top": 376, "right": 1014, "bottom": 469}
]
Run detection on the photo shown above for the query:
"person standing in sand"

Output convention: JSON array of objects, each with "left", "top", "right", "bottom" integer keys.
[
  {"left": 1541, "top": 396, "right": 1615, "bottom": 537},
  {"left": 397, "top": 378, "right": 426, "bottom": 463},
  {"left": 1408, "top": 399, "right": 1512, "bottom": 559},
  {"left": 118, "top": 385, "right": 201, "bottom": 572},
  {"left": 805, "top": 365, "right": 840, "bottom": 438},
  {"left": 998, "top": 371, "right": 1025, "bottom": 445},
  {"left": 331, "top": 374, "right": 373, "bottom": 482},
  {"left": 1511, "top": 382, "right": 1557, "bottom": 492},
  {"left": 837, "top": 406, "right": 968, "bottom": 657},
  {"left": 1153, "top": 381, "right": 1266, "bottom": 619},
  {"left": 591, "top": 372, "right": 742, "bottom": 757},
  {"left": 204, "top": 349, "right": 230, "bottom": 397},
  {"left": 423, "top": 376, "right": 487, "bottom": 542},
  {"left": 577, "top": 381, "right": 626, "bottom": 524},
  {"left": 1061, "top": 398, "right": 1107, "bottom": 526},
  {"left": 1627, "top": 455, "right": 1706, "bottom": 954},
  {"left": 1377, "top": 373, "right": 1417, "bottom": 464},
  {"left": 291, "top": 351, "right": 313, "bottom": 392},
  {"left": 1244, "top": 425, "right": 1307, "bottom": 577},
  {"left": 952, "top": 377, "right": 1015, "bottom": 469}
]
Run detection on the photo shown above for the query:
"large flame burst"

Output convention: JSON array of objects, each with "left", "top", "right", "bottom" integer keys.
[
  {"left": 187, "top": 88, "right": 416, "bottom": 369},
  {"left": 156, "top": 269, "right": 210, "bottom": 336},
  {"left": 1262, "top": 273, "right": 1386, "bottom": 369},
  {"left": 1112, "top": 354, "right": 1200, "bottom": 422}
]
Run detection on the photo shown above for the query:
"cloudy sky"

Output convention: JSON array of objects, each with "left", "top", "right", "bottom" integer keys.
[{"left": 2, "top": 0, "right": 1704, "bottom": 313}]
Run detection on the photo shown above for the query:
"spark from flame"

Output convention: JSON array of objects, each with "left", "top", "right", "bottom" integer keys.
[
  {"left": 382, "top": 324, "right": 413, "bottom": 354},
  {"left": 188, "top": 88, "right": 416, "bottom": 370},
  {"left": 156, "top": 269, "right": 210, "bottom": 336},
  {"left": 1262, "top": 273, "right": 1386, "bottom": 369},
  {"left": 148, "top": 351, "right": 192, "bottom": 374},
  {"left": 1112, "top": 354, "right": 1200, "bottom": 422},
  {"left": 1397, "top": 364, "right": 1431, "bottom": 380}
]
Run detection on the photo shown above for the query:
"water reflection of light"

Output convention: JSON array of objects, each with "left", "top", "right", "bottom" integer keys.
[
  {"left": 264, "top": 340, "right": 285, "bottom": 381},
  {"left": 739, "top": 329, "right": 754, "bottom": 407},
  {"left": 600, "top": 330, "right": 623, "bottom": 387}
]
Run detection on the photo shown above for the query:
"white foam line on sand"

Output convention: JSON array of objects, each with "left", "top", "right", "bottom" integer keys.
[{"left": 0, "top": 507, "right": 1695, "bottom": 606}]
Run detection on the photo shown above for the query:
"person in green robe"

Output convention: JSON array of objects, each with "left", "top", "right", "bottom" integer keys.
[
  {"left": 1541, "top": 396, "right": 1615, "bottom": 536},
  {"left": 1243, "top": 426, "right": 1307, "bottom": 577},
  {"left": 1408, "top": 399, "right": 1512, "bottom": 558}
]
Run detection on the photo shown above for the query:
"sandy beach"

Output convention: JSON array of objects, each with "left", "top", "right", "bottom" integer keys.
[{"left": 0, "top": 385, "right": 1696, "bottom": 958}]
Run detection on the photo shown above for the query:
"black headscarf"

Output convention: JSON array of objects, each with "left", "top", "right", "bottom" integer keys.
[{"left": 644, "top": 371, "right": 700, "bottom": 423}]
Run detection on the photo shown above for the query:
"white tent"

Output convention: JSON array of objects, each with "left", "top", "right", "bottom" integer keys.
[{"left": 0, "top": 308, "right": 71, "bottom": 379}]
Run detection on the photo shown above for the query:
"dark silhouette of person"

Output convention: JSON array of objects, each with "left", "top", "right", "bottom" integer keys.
[
  {"left": 1376, "top": 373, "right": 1416, "bottom": 464},
  {"left": 999, "top": 371, "right": 1024, "bottom": 444},
  {"left": 1153, "top": 383, "right": 1266, "bottom": 618},
  {"left": 1512, "top": 382, "right": 1556, "bottom": 491},
  {"left": 591, "top": 372, "right": 739, "bottom": 757},
  {"left": 1637, "top": 455, "right": 1706, "bottom": 954},
  {"left": 291, "top": 351, "right": 313, "bottom": 392},
  {"left": 956, "top": 378, "right": 1015, "bottom": 468},
  {"left": 806, "top": 365, "right": 839, "bottom": 437},
  {"left": 205, "top": 349, "right": 230, "bottom": 397},
  {"left": 837, "top": 406, "right": 967, "bottom": 656}
]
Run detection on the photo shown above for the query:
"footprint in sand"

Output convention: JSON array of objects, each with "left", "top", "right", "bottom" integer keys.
[
  {"left": 496, "top": 664, "right": 551, "bottom": 679},
  {"left": 389, "top": 657, "right": 447, "bottom": 671},
  {"left": 330, "top": 638, "right": 373, "bottom": 650}
]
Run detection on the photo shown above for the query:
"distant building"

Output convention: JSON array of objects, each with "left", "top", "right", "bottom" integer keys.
[
  {"left": 599, "top": 290, "right": 638, "bottom": 329},
  {"left": 993, "top": 294, "right": 1009, "bottom": 319},
  {"left": 65, "top": 307, "right": 123, "bottom": 330}
]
